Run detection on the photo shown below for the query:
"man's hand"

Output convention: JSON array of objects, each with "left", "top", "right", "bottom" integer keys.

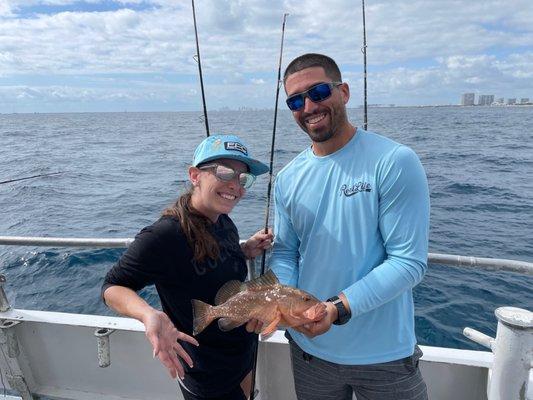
[
  {"left": 241, "top": 228, "right": 274, "bottom": 259},
  {"left": 143, "top": 310, "right": 199, "bottom": 380},
  {"left": 293, "top": 301, "right": 338, "bottom": 338}
]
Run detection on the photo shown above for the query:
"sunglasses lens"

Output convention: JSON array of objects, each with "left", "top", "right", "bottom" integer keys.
[
  {"left": 286, "top": 83, "right": 335, "bottom": 111},
  {"left": 286, "top": 95, "right": 304, "bottom": 111},
  {"left": 213, "top": 165, "right": 256, "bottom": 188},
  {"left": 239, "top": 173, "right": 256, "bottom": 189},
  {"left": 214, "top": 165, "right": 235, "bottom": 182},
  {"left": 308, "top": 83, "right": 332, "bottom": 101}
]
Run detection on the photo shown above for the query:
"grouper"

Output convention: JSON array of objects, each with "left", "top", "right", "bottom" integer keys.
[{"left": 192, "top": 269, "right": 326, "bottom": 336}]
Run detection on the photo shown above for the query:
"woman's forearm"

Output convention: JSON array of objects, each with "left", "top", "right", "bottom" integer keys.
[{"left": 103, "top": 285, "right": 156, "bottom": 324}]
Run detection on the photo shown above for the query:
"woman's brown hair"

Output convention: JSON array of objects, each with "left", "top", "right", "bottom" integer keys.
[{"left": 162, "top": 187, "right": 219, "bottom": 263}]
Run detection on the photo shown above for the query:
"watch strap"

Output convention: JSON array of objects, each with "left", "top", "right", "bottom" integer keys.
[{"left": 327, "top": 295, "right": 351, "bottom": 325}]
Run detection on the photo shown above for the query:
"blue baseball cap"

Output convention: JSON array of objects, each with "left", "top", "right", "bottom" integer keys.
[{"left": 192, "top": 134, "right": 269, "bottom": 176}]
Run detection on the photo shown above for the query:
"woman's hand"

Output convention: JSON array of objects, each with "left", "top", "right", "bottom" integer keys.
[
  {"left": 143, "top": 309, "right": 199, "bottom": 380},
  {"left": 245, "top": 318, "right": 264, "bottom": 334},
  {"left": 241, "top": 228, "right": 274, "bottom": 259}
]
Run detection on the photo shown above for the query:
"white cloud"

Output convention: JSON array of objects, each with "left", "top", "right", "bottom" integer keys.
[
  {"left": 0, "top": 0, "right": 532, "bottom": 111},
  {"left": 222, "top": 72, "right": 247, "bottom": 85},
  {"left": 342, "top": 51, "right": 533, "bottom": 106},
  {"left": 494, "top": 53, "right": 533, "bottom": 79}
]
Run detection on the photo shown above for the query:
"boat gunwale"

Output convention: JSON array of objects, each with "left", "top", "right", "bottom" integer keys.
[{"left": 0, "top": 308, "right": 494, "bottom": 369}]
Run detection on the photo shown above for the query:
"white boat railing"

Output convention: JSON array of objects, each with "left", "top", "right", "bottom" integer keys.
[
  {"left": 0, "top": 235, "right": 532, "bottom": 275},
  {"left": 0, "top": 236, "right": 532, "bottom": 400},
  {"left": 0, "top": 236, "right": 133, "bottom": 248}
]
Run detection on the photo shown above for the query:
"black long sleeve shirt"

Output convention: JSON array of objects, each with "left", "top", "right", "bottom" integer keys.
[{"left": 102, "top": 215, "right": 255, "bottom": 397}]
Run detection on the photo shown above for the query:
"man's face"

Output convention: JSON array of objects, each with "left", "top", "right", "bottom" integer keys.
[{"left": 284, "top": 66, "right": 349, "bottom": 143}]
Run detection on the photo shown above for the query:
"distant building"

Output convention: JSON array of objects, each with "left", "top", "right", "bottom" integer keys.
[
  {"left": 478, "top": 95, "right": 495, "bottom": 106},
  {"left": 461, "top": 93, "right": 475, "bottom": 106},
  {"left": 507, "top": 98, "right": 516, "bottom": 105},
  {"left": 496, "top": 98, "right": 504, "bottom": 104},
  {"left": 520, "top": 98, "right": 530, "bottom": 104}
]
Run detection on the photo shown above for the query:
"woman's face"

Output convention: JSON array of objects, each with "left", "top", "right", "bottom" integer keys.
[{"left": 189, "top": 158, "right": 248, "bottom": 222}]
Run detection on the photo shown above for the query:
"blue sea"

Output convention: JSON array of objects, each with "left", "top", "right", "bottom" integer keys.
[{"left": 1, "top": 106, "right": 532, "bottom": 351}]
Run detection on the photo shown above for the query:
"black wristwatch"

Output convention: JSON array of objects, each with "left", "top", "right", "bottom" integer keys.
[{"left": 327, "top": 296, "right": 351, "bottom": 325}]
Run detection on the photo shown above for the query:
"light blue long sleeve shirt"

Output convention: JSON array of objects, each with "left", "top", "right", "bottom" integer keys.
[{"left": 270, "top": 129, "right": 430, "bottom": 365}]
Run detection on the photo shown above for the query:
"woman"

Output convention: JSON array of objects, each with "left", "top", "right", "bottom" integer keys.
[{"left": 102, "top": 134, "right": 273, "bottom": 400}]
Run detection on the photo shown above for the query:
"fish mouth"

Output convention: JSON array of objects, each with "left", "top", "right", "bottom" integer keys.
[{"left": 302, "top": 303, "right": 327, "bottom": 320}]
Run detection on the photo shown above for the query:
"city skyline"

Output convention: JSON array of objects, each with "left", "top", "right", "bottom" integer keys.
[
  {"left": 1, "top": 0, "right": 532, "bottom": 113},
  {"left": 461, "top": 92, "right": 531, "bottom": 106}
]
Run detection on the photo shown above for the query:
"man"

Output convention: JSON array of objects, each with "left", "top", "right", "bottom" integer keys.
[{"left": 270, "top": 53, "right": 430, "bottom": 400}]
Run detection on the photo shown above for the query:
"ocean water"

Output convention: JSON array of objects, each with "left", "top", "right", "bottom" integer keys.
[{"left": 1, "top": 106, "right": 532, "bottom": 351}]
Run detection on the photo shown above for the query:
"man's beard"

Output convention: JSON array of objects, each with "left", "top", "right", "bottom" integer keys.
[
  {"left": 300, "top": 104, "right": 347, "bottom": 143},
  {"left": 306, "top": 127, "right": 334, "bottom": 143}
]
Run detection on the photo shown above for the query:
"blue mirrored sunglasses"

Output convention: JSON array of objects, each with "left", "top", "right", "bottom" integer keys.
[
  {"left": 199, "top": 163, "right": 256, "bottom": 189},
  {"left": 286, "top": 82, "right": 342, "bottom": 111}
]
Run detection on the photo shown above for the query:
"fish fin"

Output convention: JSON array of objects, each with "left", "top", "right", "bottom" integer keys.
[
  {"left": 260, "top": 330, "right": 276, "bottom": 341},
  {"left": 278, "top": 315, "right": 290, "bottom": 328},
  {"left": 218, "top": 318, "right": 245, "bottom": 332},
  {"left": 191, "top": 299, "right": 214, "bottom": 336},
  {"left": 245, "top": 269, "right": 279, "bottom": 291},
  {"left": 215, "top": 280, "right": 245, "bottom": 305},
  {"left": 261, "top": 310, "right": 281, "bottom": 336},
  {"left": 215, "top": 271, "right": 279, "bottom": 304}
]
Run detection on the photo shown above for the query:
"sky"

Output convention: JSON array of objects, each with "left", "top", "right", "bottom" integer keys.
[{"left": 0, "top": 0, "right": 532, "bottom": 113}]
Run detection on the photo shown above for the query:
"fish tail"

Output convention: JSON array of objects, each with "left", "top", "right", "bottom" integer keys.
[{"left": 192, "top": 299, "right": 215, "bottom": 336}]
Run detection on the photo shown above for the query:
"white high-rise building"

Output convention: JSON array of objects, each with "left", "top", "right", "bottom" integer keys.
[
  {"left": 461, "top": 93, "right": 475, "bottom": 106},
  {"left": 478, "top": 95, "right": 495, "bottom": 106}
]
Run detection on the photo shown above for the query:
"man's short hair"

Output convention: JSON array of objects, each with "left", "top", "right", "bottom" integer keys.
[{"left": 283, "top": 53, "right": 342, "bottom": 84}]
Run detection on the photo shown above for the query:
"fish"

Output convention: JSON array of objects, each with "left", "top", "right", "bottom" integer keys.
[{"left": 191, "top": 269, "right": 326, "bottom": 336}]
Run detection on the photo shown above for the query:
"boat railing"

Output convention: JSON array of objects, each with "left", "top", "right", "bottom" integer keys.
[
  {"left": 0, "top": 235, "right": 532, "bottom": 275},
  {"left": 0, "top": 235, "right": 532, "bottom": 400}
]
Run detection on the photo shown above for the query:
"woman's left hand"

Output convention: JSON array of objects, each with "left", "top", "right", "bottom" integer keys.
[
  {"left": 245, "top": 318, "right": 264, "bottom": 334},
  {"left": 241, "top": 228, "right": 274, "bottom": 259}
]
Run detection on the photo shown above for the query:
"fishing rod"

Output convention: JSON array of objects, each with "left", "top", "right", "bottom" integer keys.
[
  {"left": 361, "top": 0, "right": 368, "bottom": 130},
  {"left": 191, "top": 0, "right": 210, "bottom": 137},
  {"left": 0, "top": 172, "right": 63, "bottom": 185},
  {"left": 250, "top": 13, "right": 289, "bottom": 400},
  {"left": 259, "top": 13, "right": 288, "bottom": 276}
]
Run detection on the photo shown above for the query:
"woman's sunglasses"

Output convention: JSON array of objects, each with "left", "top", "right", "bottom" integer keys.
[
  {"left": 198, "top": 163, "right": 256, "bottom": 189},
  {"left": 286, "top": 81, "right": 342, "bottom": 111}
]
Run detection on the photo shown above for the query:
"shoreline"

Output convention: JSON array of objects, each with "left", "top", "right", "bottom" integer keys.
[{"left": 2, "top": 104, "right": 533, "bottom": 115}]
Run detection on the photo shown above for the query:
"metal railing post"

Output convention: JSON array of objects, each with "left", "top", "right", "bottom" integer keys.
[
  {"left": 0, "top": 319, "right": 34, "bottom": 399},
  {"left": 94, "top": 328, "right": 115, "bottom": 368},
  {"left": 0, "top": 275, "right": 11, "bottom": 312},
  {"left": 0, "top": 320, "right": 22, "bottom": 358},
  {"left": 488, "top": 307, "right": 532, "bottom": 400}
]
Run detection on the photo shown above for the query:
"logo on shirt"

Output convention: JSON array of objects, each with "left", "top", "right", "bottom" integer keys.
[
  {"left": 190, "top": 224, "right": 244, "bottom": 276},
  {"left": 340, "top": 182, "right": 372, "bottom": 197}
]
